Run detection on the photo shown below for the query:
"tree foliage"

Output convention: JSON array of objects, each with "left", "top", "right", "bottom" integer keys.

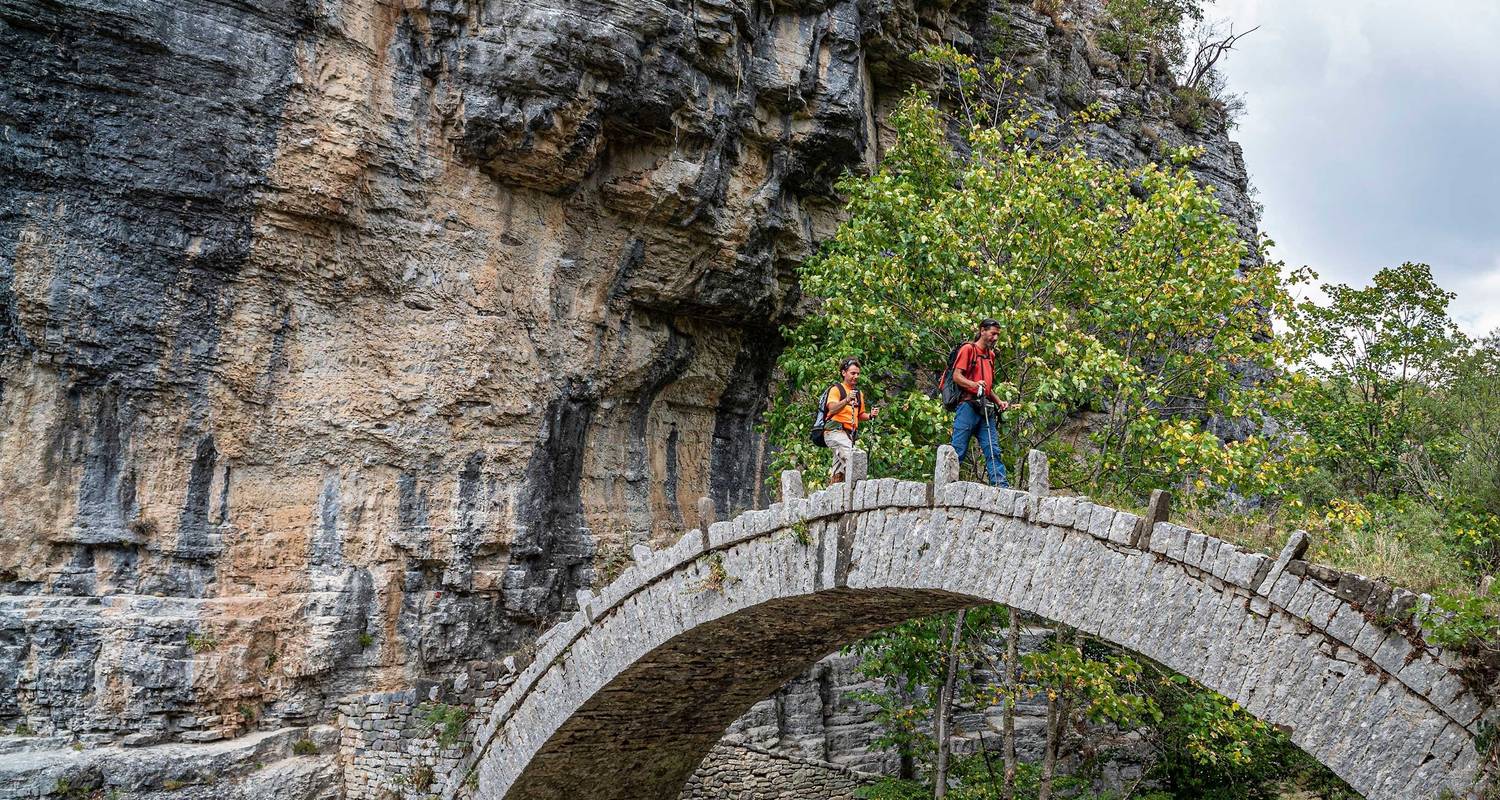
[
  {"left": 766, "top": 47, "right": 1311, "bottom": 503},
  {"left": 1099, "top": 0, "right": 1203, "bottom": 84},
  {"left": 1289, "top": 262, "right": 1469, "bottom": 498}
]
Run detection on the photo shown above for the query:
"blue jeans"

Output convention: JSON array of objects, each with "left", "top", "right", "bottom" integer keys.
[{"left": 951, "top": 402, "right": 1008, "bottom": 487}]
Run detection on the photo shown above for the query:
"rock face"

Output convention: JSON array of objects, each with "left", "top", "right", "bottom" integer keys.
[{"left": 0, "top": 0, "right": 1259, "bottom": 773}]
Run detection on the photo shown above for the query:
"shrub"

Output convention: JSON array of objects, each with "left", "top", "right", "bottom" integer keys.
[{"left": 417, "top": 702, "right": 470, "bottom": 750}]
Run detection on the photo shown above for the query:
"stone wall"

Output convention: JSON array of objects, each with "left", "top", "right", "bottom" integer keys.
[
  {"left": 723, "top": 636, "right": 1149, "bottom": 789},
  {"left": 680, "top": 743, "right": 872, "bottom": 800},
  {"left": 338, "top": 664, "right": 515, "bottom": 800}
]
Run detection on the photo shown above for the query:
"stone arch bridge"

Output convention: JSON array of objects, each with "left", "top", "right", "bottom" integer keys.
[{"left": 444, "top": 448, "right": 1486, "bottom": 800}]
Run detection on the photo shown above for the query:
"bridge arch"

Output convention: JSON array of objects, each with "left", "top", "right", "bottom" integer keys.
[{"left": 447, "top": 449, "right": 1484, "bottom": 800}]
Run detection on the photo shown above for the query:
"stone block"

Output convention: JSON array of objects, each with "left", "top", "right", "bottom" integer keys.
[
  {"left": 708, "top": 520, "right": 739, "bottom": 549},
  {"left": 1306, "top": 589, "right": 1341, "bottom": 628},
  {"left": 1137, "top": 489, "right": 1171, "bottom": 549},
  {"left": 1396, "top": 655, "right": 1445, "bottom": 697},
  {"left": 1325, "top": 603, "right": 1365, "bottom": 646},
  {"left": 1352, "top": 619, "right": 1390, "bottom": 661},
  {"left": 1072, "top": 500, "right": 1096, "bottom": 531},
  {"left": 1225, "top": 550, "right": 1270, "bottom": 590},
  {"left": 1108, "top": 511, "right": 1142, "bottom": 547},
  {"left": 884, "top": 480, "right": 914, "bottom": 507},
  {"left": 780, "top": 470, "right": 806, "bottom": 501},
  {"left": 1150, "top": 523, "right": 1190, "bottom": 561},
  {"left": 1334, "top": 572, "right": 1375, "bottom": 607},
  {"left": 939, "top": 481, "right": 984, "bottom": 507},
  {"left": 1051, "top": 496, "right": 1078, "bottom": 528},
  {"left": 697, "top": 496, "right": 718, "bottom": 530},
  {"left": 575, "top": 590, "right": 596, "bottom": 622},
  {"left": 820, "top": 484, "right": 853, "bottom": 516},
  {"left": 1386, "top": 588, "right": 1419, "bottom": 621},
  {"left": 672, "top": 528, "right": 709, "bottom": 562},
  {"left": 1202, "top": 537, "right": 1227, "bottom": 577},
  {"left": 739, "top": 508, "right": 779, "bottom": 537},
  {"left": 1026, "top": 449, "right": 1049, "bottom": 495},
  {"left": 1087, "top": 505, "right": 1115, "bottom": 540},
  {"left": 1305, "top": 562, "right": 1342, "bottom": 587},
  {"left": 1034, "top": 496, "right": 1058, "bottom": 525},
  {"left": 1184, "top": 532, "right": 1207, "bottom": 567},
  {"left": 966, "top": 483, "right": 1004, "bottom": 514},
  {"left": 1285, "top": 579, "right": 1322, "bottom": 619},
  {"left": 631, "top": 543, "right": 652, "bottom": 563},
  {"left": 1266, "top": 572, "right": 1301, "bottom": 608},
  {"left": 1372, "top": 634, "right": 1414, "bottom": 675},
  {"left": 934, "top": 445, "right": 960, "bottom": 491},
  {"left": 1147, "top": 522, "right": 1176, "bottom": 555},
  {"left": 848, "top": 449, "right": 869, "bottom": 483}
]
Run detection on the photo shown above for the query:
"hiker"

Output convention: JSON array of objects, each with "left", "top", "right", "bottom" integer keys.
[
  {"left": 948, "top": 319, "right": 1011, "bottom": 487},
  {"left": 824, "top": 357, "right": 879, "bottom": 484}
]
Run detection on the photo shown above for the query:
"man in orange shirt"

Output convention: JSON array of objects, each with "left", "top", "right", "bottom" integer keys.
[
  {"left": 950, "top": 319, "right": 1011, "bottom": 486},
  {"left": 824, "top": 357, "right": 879, "bottom": 484}
]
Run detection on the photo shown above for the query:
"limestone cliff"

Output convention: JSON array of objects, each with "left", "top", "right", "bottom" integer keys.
[{"left": 0, "top": 0, "right": 1257, "bottom": 769}]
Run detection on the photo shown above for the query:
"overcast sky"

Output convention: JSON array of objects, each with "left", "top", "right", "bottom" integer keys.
[{"left": 1205, "top": 0, "right": 1500, "bottom": 334}]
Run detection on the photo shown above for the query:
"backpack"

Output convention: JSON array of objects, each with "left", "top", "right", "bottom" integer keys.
[
  {"left": 810, "top": 383, "right": 847, "bottom": 447},
  {"left": 938, "top": 342, "right": 970, "bottom": 412}
]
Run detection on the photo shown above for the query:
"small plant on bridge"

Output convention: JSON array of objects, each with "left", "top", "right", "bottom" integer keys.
[
  {"left": 790, "top": 520, "right": 812, "bottom": 547},
  {"left": 693, "top": 553, "right": 738, "bottom": 594},
  {"left": 186, "top": 632, "right": 217, "bottom": 653},
  {"left": 417, "top": 701, "right": 470, "bottom": 749}
]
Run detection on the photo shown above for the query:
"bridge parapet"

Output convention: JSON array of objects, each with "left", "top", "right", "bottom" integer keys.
[{"left": 446, "top": 446, "right": 1489, "bottom": 800}]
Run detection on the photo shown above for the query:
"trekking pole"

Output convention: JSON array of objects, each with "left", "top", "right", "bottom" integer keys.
[{"left": 978, "top": 382, "right": 996, "bottom": 487}]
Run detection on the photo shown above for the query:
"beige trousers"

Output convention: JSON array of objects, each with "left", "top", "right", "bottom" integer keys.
[{"left": 826, "top": 428, "right": 855, "bottom": 479}]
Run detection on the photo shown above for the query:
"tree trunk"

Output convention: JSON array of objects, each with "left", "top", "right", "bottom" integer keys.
[
  {"left": 1038, "top": 628, "right": 1074, "bottom": 800},
  {"left": 934, "top": 609, "right": 967, "bottom": 799},
  {"left": 1038, "top": 695, "right": 1071, "bottom": 800},
  {"left": 1002, "top": 608, "right": 1020, "bottom": 800}
]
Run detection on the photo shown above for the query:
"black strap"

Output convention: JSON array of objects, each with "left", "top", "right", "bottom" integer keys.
[{"left": 820, "top": 382, "right": 845, "bottom": 412}]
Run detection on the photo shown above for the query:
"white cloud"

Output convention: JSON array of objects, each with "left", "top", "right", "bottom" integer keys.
[
  {"left": 1452, "top": 256, "right": 1500, "bottom": 337},
  {"left": 1204, "top": 0, "right": 1500, "bottom": 331}
]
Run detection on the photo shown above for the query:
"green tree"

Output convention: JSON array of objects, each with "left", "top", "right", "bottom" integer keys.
[
  {"left": 766, "top": 47, "right": 1311, "bottom": 503},
  {"left": 1009, "top": 633, "right": 1158, "bottom": 800},
  {"left": 1142, "top": 669, "right": 1356, "bottom": 800},
  {"left": 1424, "top": 337, "right": 1500, "bottom": 576},
  {"left": 1289, "top": 262, "right": 1469, "bottom": 498},
  {"left": 848, "top": 606, "right": 1014, "bottom": 781},
  {"left": 1099, "top": 0, "right": 1204, "bottom": 84}
]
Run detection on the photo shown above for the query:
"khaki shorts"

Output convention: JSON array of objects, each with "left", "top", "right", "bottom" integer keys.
[{"left": 826, "top": 428, "right": 855, "bottom": 478}]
